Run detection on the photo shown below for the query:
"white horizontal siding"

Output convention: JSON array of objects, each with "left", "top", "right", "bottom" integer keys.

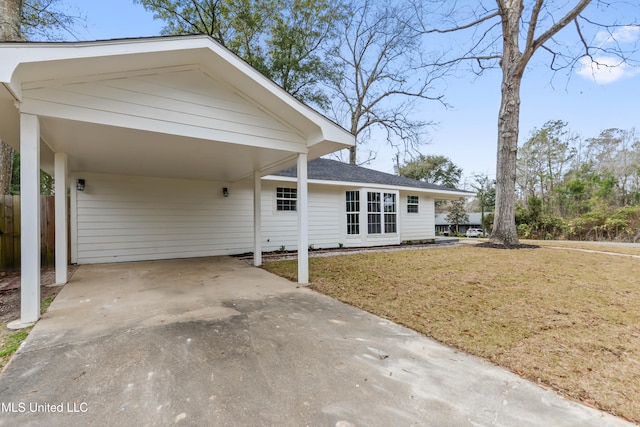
[
  {"left": 25, "top": 68, "right": 304, "bottom": 147},
  {"left": 261, "top": 182, "right": 342, "bottom": 252},
  {"left": 75, "top": 173, "right": 254, "bottom": 264},
  {"left": 73, "top": 174, "right": 439, "bottom": 264},
  {"left": 400, "top": 192, "right": 435, "bottom": 241},
  {"left": 261, "top": 184, "right": 421, "bottom": 251}
]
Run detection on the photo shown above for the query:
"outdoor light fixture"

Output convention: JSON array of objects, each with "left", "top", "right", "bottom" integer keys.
[
  {"left": 77, "top": 179, "right": 85, "bottom": 191},
  {"left": 222, "top": 187, "right": 229, "bottom": 197}
]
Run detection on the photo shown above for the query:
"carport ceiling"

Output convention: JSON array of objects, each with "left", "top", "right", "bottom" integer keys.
[{"left": 41, "top": 117, "right": 298, "bottom": 182}]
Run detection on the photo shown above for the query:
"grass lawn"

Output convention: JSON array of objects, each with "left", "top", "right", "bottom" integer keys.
[
  {"left": 0, "top": 296, "right": 57, "bottom": 371},
  {"left": 526, "top": 239, "right": 640, "bottom": 256},
  {"left": 263, "top": 244, "right": 640, "bottom": 423}
]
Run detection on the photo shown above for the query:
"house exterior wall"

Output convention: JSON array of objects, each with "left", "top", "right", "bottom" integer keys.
[
  {"left": 399, "top": 192, "right": 436, "bottom": 242},
  {"left": 261, "top": 181, "right": 342, "bottom": 252},
  {"left": 72, "top": 174, "right": 440, "bottom": 264},
  {"left": 72, "top": 173, "right": 255, "bottom": 264},
  {"left": 261, "top": 183, "right": 436, "bottom": 250}
]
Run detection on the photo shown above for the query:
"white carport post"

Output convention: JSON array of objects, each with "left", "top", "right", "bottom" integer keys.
[
  {"left": 20, "top": 113, "right": 41, "bottom": 324},
  {"left": 253, "top": 171, "right": 262, "bottom": 266},
  {"left": 297, "top": 153, "right": 309, "bottom": 284},
  {"left": 54, "top": 153, "right": 68, "bottom": 284}
]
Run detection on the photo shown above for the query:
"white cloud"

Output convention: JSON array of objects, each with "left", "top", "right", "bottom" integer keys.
[
  {"left": 576, "top": 56, "right": 640, "bottom": 84},
  {"left": 594, "top": 25, "right": 640, "bottom": 46},
  {"left": 612, "top": 26, "right": 640, "bottom": 43}
]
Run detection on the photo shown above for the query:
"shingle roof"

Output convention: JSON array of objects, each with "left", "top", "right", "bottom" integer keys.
[{"left": 273, "top": 158, "right": 470, "bottom": 193}]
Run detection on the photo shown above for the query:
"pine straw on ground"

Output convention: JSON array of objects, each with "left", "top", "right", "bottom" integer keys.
[{"left": 263, "top": 245, "right": 640, "bottom": 423}]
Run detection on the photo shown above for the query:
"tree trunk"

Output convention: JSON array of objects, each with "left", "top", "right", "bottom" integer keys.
[
  {"left": 0, "top": 0, "right": 22, "bottom": 195},
  {"left": 0, "top": 144, "right": 14, "bottom": 194},
  {"left": 491, "top": 75, "right": 521, "bottom": 245},
  {"left": 490, "top": 1, "right": 523, "bottom": 246},
  {"left": 0, "top": 0, "right": 22, "bottom": 40}
]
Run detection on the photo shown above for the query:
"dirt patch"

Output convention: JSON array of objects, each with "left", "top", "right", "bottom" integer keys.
[
  {"left": 475, "top": 242, "right": 540, "bottom": 249},
  {"left": 1, "top": 266, "right": 78, "bottom": 370},
  {"left": 0, "top": 266, "right": 78, "bottom": 324},
  {"left": 0, "top": 286, "right": 61, "bottom": 324}
]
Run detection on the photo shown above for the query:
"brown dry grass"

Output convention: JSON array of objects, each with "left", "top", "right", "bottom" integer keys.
[
  {"left": 263, "top": 245, "right": 640, "bottom": 423},
  {"left": 527, "top": 240, "right": 640, "bottom": 256}
]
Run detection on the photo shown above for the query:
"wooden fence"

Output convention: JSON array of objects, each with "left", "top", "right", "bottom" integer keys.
[{"left": 0, "top": 195, "right": 65, "bottom": 271}]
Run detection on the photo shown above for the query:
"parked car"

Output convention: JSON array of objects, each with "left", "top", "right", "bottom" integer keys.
[{"left": 466, "top": 228, "right": 484, "bottom": 238}]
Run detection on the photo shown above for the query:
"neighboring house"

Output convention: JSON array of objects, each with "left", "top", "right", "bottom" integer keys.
[{"left": 435, "top": 212, "right": 483, "bottom": 235}]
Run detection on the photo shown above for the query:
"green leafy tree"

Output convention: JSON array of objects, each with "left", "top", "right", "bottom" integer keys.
[
  {"left": 446, "top": 198, "right": 469, "bottom": 235},
  {"left": 472, "top": 174, "right": 496, "bottom": 233},
  {"left": 398, "top": 154, "right": 462, "bottom": 188},
  {"left": 10, "top": 152, "right": 55, "bottom": 195},
  {"left": 516, "top": 120, "right": 576, "bottom": 215},
  {"left": 134, "top": 0, "right": 347, "bottom": 108},
  {"left": 586, "top": 128, "right": 640, "bottom": 207}
]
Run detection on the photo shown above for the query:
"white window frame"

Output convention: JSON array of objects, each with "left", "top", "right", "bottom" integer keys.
[
  {"left": 384, "top": 193, "right": 397, "bottom": 233},
  {"left": 276, "top": 187, "right": 297, "bottom": 212},
  {"left": 407, "top": 195, "right": 419, "bottom": 214},
  {"left": 346, "top": 190, "right": 360, "bottom": 235},
  {"left": 367, "top": 191, "right": 382, "bottom": 234},
  {"left": 366, "top": 190, "right": 397, "bottom": 235}
]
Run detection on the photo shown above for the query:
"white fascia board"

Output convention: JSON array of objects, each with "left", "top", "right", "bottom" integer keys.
[
  {"left": 1, "top": 35, "right": 353, "bottom": 150},
  {"left": 0, "top": 36, "right": 211, "bottom": 79},
  {"left": 262, "top": 175, "right": 473, "bottom": 198},
  {"left": 198, "top": 43, "right": 352, "bottom": 150},
  {"left": 1, "top": 37, "right": 215, "bottom": 100}
]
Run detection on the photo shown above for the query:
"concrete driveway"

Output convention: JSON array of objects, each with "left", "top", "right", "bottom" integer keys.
[{"left": 0, "top": 257, "right": 631, "bottom": 426}]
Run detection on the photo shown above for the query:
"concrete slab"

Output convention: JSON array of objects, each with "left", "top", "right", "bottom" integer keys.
[{"left": 0, "top": 257, "right": 632, "bottom": 426}]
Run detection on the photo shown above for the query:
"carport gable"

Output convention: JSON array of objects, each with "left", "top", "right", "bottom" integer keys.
[{"left": 2, "top": 36, "right": 347, "bottom": 181}]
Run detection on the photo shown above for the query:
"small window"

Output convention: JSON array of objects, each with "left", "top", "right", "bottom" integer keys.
[
  {"left": 407, "top": 195, "right": 419, "bottom": 213},
  {"left": 346, "top": 191, "right": 360, "bottom": 235},
  {"left": 276, "top": 187, "right": 297, "bottom": 211},
  {"left": 384, "top": 193, "right": 397, "bottom": 233}
]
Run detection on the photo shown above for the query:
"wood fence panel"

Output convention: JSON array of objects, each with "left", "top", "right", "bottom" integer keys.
[
  {"left": 13, "top": 195, "right": 20, "bottom": 267},
  {"left": 41, "top": 196, "right": 55, "bottom": 269},
  {"left": 0, "top": 196, "right": 12, "bottom": 269},
  {"left": 0, "top": 195, "right": 60, "bottom": 271}
]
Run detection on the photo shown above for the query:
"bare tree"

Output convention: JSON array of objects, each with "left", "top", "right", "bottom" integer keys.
[
  {"left": 20, "top": 0, "right": 82, "bottom": 41},
  {"left": 329, "top": 0, "right": 446, "bottom": 165},
  {"left": 419, "top": 0, "right": 638, "bottom": 245}
]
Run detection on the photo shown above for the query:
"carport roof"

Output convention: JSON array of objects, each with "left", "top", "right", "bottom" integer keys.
[{"left": 0, "top": 35, "right": 354, "bottom": 181}]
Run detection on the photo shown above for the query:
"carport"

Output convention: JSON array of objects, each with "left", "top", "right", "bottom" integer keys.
[{"left": 0, "top": 35, "right": 354, "bottom": 325}]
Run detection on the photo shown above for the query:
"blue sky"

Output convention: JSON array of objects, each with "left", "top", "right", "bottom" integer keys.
[{"left": 63, "top": 0, "right": 640, "bottom": 189}]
